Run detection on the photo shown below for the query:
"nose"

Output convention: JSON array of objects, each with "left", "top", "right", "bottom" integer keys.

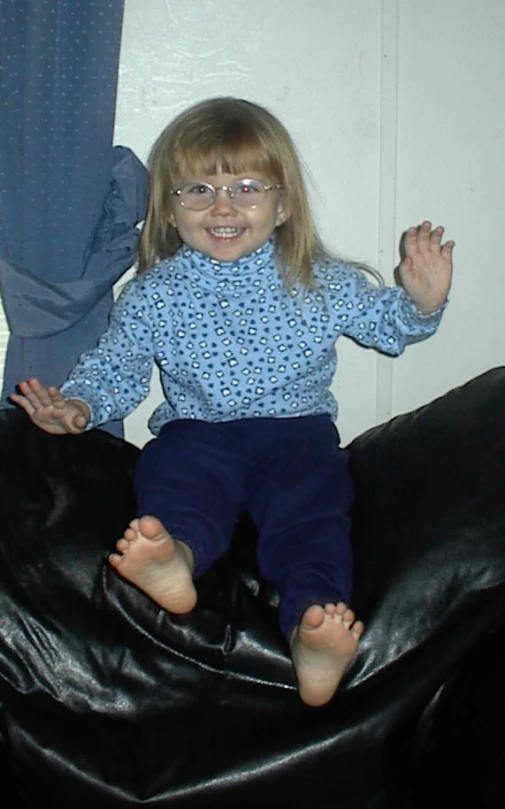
[{"left": 210, "top": 187, "right": 237, "bottom": 215}]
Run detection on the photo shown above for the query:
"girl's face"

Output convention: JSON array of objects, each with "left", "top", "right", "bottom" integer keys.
[{"left": 167, "top": 172, "right": 290, "bottom": 262}]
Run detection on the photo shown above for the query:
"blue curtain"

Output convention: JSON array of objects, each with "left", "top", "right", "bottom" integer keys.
[{"left": 0, "top": 0, "right": 149, "bottom": 436}]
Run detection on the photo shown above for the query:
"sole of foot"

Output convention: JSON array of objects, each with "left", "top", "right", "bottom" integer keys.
[
  {"left": 290, "top": 602, "right": 364, "bottom": 707},
  {"left": 109, "top": 514, "right": 197, "bottom": 614}
]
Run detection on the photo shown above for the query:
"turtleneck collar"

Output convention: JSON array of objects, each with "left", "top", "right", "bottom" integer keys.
[{"left": 180, "top": 239, "right": 276, "bottom": 283}]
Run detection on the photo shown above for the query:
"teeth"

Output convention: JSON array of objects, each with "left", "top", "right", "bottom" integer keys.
[{"left": 209, "top": 227, "right": 243, "bottom": 238}]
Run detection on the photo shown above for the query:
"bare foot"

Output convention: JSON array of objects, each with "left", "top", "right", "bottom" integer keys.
[
  {"left": 109, "top": 515, "right": 197, "bottom": 614},
  {"left": 290, "top": 602, "right": 364, "bottom": 707}
]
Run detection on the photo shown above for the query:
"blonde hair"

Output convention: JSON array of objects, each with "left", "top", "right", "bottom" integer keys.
[{"left": 138, "top": 97, "right": 326, "bottom": 286}]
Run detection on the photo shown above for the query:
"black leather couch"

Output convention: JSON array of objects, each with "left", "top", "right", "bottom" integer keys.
[{"left": 1, "top": 367, "right": 504, "bottom": 808}]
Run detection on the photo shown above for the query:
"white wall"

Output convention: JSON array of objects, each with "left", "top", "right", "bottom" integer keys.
[
  {"left": 2, "top": 1, "right": 504, "bottom": 447},
  {"left": 392, "top": 0, "right": 505, "bottom": 413}
]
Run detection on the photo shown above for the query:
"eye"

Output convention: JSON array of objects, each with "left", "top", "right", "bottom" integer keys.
[
  {"left": 184, "top": 182, "right": 213, "bottom": 197},
  {"left": 235, "top": 180, "right": 263, "bottom": 195}
]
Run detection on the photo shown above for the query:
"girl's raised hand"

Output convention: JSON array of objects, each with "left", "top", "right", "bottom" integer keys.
[
  {"left": 397, "top": 221, "right": 454, "bottom": 314},
  {"left": 10, "top": 378, "right": 90, "bottom": 435}
]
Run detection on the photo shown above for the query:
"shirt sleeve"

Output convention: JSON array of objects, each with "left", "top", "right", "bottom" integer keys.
[
  {"left": 323, "top": 264, "right": 447, "bottom": 356},
  {"left": 59, "top": 279, "right": 157, "bottom": 428}
]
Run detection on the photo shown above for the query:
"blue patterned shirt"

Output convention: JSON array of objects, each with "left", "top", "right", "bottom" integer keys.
[{"left": 60, "top": 239, "right": 445, "bottom": 434}]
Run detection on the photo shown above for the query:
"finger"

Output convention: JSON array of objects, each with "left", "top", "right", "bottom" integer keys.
[
  {"left": 403, "top": 221, "right": 432, "bottom": 257},
  {"left": 46, "top": 386, "right": 68, "bottom": 410},
  {"left": 441, "top": 240, "right": 455, "bottom": 254},
  {"left": 17, "top": 379, "right": 51, "bottom": 408},
  {"left": 402, "top": 226, "right": 420, "bottom": 257},
  {"left": 16, "top": 380, "right": 67, "bottom": 416},
  {"left": 9, "top": 393, "right": 36, "bottom": 417},
  {"left": 28, "top": 379, "right": 66, "bottom": 410},
  {"left": 429, "top": 226, "right": 444, "bottom": 249},
  {"left": 416, "top": 220, "right": 433, "bottom": 251},
  {"left": 73, "top": 413, "right": 88, "bottom": 429}
]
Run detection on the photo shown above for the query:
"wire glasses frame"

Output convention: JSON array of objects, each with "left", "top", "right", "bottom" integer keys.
[{"left": 170, "top": 178, "right": 282, "bottom": 211}]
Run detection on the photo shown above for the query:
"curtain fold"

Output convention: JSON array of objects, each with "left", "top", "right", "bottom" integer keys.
[{"left": 0, "top": 0, "right": 149, "bottom": 436}]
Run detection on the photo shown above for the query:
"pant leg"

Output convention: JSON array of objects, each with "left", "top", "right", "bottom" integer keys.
[
  {"left": 133, "top": 420, "right": 248, "bottom": 578},
  {"left": 246, "top": 415, "right": 354, "bottom": 639}
]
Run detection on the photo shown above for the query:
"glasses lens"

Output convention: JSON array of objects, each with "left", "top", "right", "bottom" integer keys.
[
  {"left": 179, "top": 182, "right": 215, "bottom": 210},
  {"left": 231, "top": 179, "right": 266, "bottom": 208},
  {"left": 177, "top": 179, "right": 272, "bottom": 209}
]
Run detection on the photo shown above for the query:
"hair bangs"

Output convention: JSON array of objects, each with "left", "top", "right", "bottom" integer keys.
[{"left": 169, "top": 128, "right": 282, "bottom": 184}]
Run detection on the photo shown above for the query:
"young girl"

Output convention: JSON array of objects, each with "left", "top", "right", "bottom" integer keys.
[{"left": 11, "top": 97, "right": 454, "bottom": 708}]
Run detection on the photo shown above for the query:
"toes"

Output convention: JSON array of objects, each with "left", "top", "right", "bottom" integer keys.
[
  {"left": 116, "top": 538, "right": 129, "bottom": 552},
  {"left": 301, "top": 603, "right": 361, "bottom": 631},
  {"left": 137, "top": 515, "right": 167, "bottom": 541},
  {"left": 342, "top": 609, "right": 356, "bottom": 629},
  {"left": 329, "top": 602, "right": 356, "bottom": 629},
  {"left": 297, "top": 604, "right": 325, "bottom": 634},
  {"left": 299, "top": 603, "right": 364, "bottom": 639},
  {"left": 108, "top": 552, "right": 122, "bottom": 569}
]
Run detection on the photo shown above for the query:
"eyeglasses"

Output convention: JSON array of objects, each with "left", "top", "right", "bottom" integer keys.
[{"left": 170, "top": 179, "right": 282, "bottom": 211}]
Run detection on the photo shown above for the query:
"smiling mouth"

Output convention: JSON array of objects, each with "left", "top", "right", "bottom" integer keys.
[{"left": 208, "top": 227, "right": 245, "bottom": 239}]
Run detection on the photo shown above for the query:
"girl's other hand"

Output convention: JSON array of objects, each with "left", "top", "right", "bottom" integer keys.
[
  {"left": 10, "top": 378, "right": 90, "bottom": 435},
  {"left": 397, "top": 221, "right": 454, "bottom": 314}
]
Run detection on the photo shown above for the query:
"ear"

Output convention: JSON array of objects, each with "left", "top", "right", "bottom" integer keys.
[
  {"left": 166, "top": 208, "right": 177, "bottom": 228},
  {"left": 275, "top": 197, "right": 292, "bottom": 228}
]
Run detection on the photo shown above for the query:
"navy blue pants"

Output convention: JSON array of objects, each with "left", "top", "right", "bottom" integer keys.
[{"left": 133, "top": 415, "right": 354, "bottom": 638}]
